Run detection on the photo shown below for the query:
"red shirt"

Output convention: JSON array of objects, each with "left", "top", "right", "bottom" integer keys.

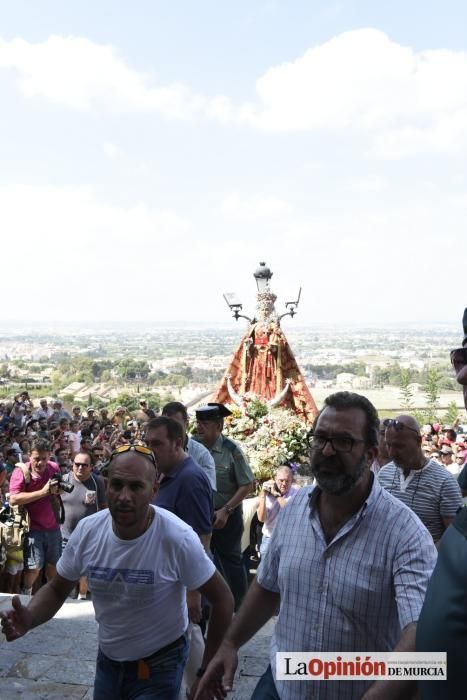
[{"left": 9, "top": 461, "right": 60, "bottom": 531}]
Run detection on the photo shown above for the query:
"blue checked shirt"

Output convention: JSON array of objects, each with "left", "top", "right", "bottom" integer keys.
[{"left": 257, "top": 475, "right": 437, "bottom": 700}]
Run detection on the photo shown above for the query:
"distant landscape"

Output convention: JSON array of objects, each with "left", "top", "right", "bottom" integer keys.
[{"left": 0, "top": 323, "right": 464, "bottom": 422}]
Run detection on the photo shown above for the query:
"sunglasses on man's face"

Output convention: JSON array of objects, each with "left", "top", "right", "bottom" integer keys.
[{"left": 450, "top": 347, "right": 467, "bottom": 372}]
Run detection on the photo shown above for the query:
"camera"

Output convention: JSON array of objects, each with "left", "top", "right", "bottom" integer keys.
[
  {"left": 51, "top": 473, "right": 74, "bottom": 494},
  {"left": 0, "top": 502, "right": 12, "bottom": 523}
]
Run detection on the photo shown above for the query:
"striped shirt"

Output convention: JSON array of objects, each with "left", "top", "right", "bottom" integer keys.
[
  {"left": 378, "top": 458, "right": 463, "bottom": 542},
  {"left": 257, "top": 476, "right": 437, "bottom": 700}
]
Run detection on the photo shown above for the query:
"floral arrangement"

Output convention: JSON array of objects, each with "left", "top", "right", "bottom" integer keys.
[{"left": 223, "top": 396, "right": 310, "bottom": 481}]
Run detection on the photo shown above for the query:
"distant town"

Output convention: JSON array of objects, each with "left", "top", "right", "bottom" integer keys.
[{"left": 0, "top": 323, "right": 464, "bottom": 421}]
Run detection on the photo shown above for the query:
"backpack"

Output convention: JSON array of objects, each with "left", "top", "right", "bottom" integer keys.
[{"left": 0, "top": 464, "right": 31, "bottom": 554}]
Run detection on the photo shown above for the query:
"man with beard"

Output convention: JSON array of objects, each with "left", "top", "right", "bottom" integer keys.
[
  {"left": 416, "top": 308, "right": 467, "bottom": 699},
  {"left": 195, "top": 391, "right": 437, "bottom": 700},
  {"left": 1, "top": 444, "right": 233, "bottom": 699},
  {"left": 378, "top": 415, "right": 462, "bottom": 543}
]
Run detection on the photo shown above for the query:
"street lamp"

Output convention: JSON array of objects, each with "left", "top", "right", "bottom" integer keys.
[
  {"left": 253, "top": 262, "right": 273, "bottom": 293},
  {"left": 223, "top": 293, "right": 252, "bottom": 323}
]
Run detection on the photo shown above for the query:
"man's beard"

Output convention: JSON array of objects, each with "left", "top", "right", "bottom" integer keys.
[{"left": 311, "top": 454, "right": 368, "bottom": 496}]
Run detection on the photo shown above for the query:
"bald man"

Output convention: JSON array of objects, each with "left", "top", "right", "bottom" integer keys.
[
  {"left": 1, "top": 445, "right": 233, "bottom": 699},
  {"left": 378, "top": 414, "right": 463, "bottom": 543}
]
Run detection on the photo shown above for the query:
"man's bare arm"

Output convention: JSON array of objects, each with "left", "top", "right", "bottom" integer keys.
[
  {"left": 1, "top": 574, "right": 77, "bottom": 641},
  {"left": 9, "top": 480, "right": 57, "bottom": 506},
  {"left": 194, "top": 579, "right": 280, "bottom": 699},
  {"left": 197, "top": 571, "right": 234, "bottom": 667},
  {"left": 361, "top": 622, "right": 417, "bottom": 700},
  {"left": 224, "top": 578, "right": 279, "bottom": 649}
]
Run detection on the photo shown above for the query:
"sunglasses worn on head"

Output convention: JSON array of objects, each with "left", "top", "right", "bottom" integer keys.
[
  {"left": 451, "top": 347, "right": 467, "bottom": 371},
  {"left": 383, "top": 419, "right": 420, "bottom": 436},
  {"left": 111, "top": 443, "right": 157, "bottom": 468}
]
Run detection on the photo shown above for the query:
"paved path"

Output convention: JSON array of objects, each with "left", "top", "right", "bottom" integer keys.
[{"left": 0, "top": 594, "right": 271, "bottom": 699}]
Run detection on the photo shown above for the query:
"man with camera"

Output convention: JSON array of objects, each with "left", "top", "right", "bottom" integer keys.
[
  {"left": 8, "top": 438, "right": 62, "bottom": 595},
  {"left": 257, "top": 466, "right": 299, "bottom": 558}
]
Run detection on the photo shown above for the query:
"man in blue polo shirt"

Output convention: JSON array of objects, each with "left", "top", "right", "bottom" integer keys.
[
  {"left": 145, "top": 416, "right": 214, "bottom": 697},
  {"left": 146, "top": 417, "right": 214, "bottom": 546}
]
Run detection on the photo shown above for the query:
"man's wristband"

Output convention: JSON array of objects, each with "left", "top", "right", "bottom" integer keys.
[{"left": 223, "top": 504, "right": 235, "bottom": 515}]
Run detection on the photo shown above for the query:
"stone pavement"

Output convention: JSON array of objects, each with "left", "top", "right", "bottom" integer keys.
[{"left": 0, "top": 594, "right": 272, "bottom": 699}]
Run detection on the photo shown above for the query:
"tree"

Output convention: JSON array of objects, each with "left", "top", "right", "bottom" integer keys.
[
  {"left": 372, "top": 366, "right": 390, "bottom": 387},
  {"left": 116, "top": 359, "right": 150, "bottom": 381},
  {"left": 443, "top": 401, "right": 460, "bottom": 426},
  {"left": 399, "top": 369, "right": 414, "bottom": 413},
  {"left": 424, "top": 367, "right": 441, "bottom": 423}
]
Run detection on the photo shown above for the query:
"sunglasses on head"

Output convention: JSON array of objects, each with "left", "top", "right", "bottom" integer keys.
[
  {"left": 111, "top": 443, "right": 157, "bottom": 468},
  {"left": 450, "top": 347, "right": 467, "bottom": 371},
  {"left": 382, "top": 419, "right": 420, "bottom": 436}
]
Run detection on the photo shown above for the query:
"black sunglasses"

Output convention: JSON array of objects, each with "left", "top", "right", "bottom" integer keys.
[
  {"left": 450, "top": 347, "right": 467, "bottom": 371},
  {"left": 382, "top": 419, "right": 420, "bottom": 435}
]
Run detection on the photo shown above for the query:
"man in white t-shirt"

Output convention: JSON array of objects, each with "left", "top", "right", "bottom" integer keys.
[{"left": 0, "top": 444, "right": 234, "bottom": 700}]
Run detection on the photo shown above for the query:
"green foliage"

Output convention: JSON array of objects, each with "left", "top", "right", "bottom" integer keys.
[
  {"left": 423, "top": 367, "right": 441, "bottom": 423},
  {"left": 115, "top": 359, "right": 150, "bottom": 381},
  {"left": 443, "top": 401, "right": 460, "bottom": 426},
  {"left": 244, "top": 396, "right": 269, "bottom": 419},
  {"left": 303, "top": 361, "right": 367, "bottom": 380},
  {"left": 399, "top": 368, "right": 414, "bottom": 412}
]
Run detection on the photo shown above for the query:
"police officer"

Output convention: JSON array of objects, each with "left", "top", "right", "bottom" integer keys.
[{"left": 195, "top": 403, "right": 254, "bottom": 610}]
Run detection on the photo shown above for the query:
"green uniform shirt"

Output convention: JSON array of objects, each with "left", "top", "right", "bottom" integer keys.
[{"left": 208, "top": 434, "right": 254, "bottom": 509}]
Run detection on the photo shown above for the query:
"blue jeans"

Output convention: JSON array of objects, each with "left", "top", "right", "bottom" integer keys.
[
  {"left": 259, "top": 535, "right": 271, "bottom": 559},
  {"left": 252, "top": 665, "right": 280, "bottom": 700},
  {"left": 93, "top": 635, "right": 188, "bottom": 700}
]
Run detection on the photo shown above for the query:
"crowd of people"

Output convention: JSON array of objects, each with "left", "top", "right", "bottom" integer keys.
[{"left": 0, "top": 308, "right": 466, "bottom": 700}]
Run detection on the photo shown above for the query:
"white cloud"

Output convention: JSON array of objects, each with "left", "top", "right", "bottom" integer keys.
[
  {"left": 346, "top": 175, "right": 388, "bottom": 193},
  {"left": 219, "top": 192, "right": 292, "bottom": 221},
  {"left": 2, "top": 30, "right": 467, "bottom": 156},
  {"left": 0, "top": 35, "right": 213, "bottom": 118},
  {"left": 103, "top": 142, "right": 121, "bottom": 159},
  {"left": 241, "top": 30, "right": 467, "bottom": 132}
]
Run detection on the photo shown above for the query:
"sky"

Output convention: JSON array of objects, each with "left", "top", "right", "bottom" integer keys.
[{"left": 0, "top": 1, "right": 466, "bottom": 328}]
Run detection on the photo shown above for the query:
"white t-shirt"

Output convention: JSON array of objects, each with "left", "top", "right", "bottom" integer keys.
[{"left": 57, "top": 506, "right": 215, "bottom": 661}]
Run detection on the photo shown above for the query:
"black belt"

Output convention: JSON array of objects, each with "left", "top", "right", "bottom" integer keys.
[{"left": 143, "top": 634, "right": 185, "bottom": 662}]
